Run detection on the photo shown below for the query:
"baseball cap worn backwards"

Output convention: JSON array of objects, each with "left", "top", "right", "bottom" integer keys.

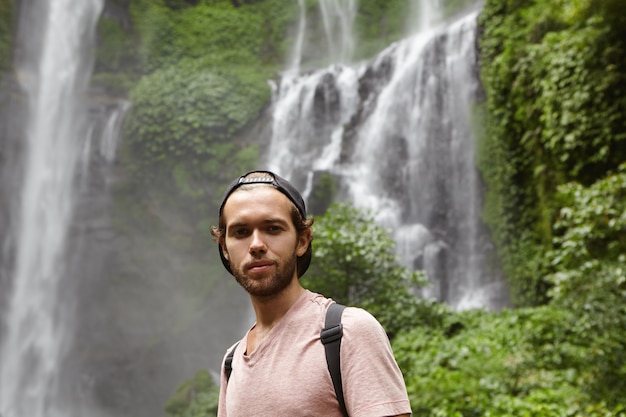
[{"left": 217, "top": 171, "right": 311, "bottom": 278}]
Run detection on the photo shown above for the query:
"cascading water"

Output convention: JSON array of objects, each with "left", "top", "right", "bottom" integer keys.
[
  {"left": 319, "top": 0, "right": 357, "bottom": 64},
  {"left": 266, "top": 1, "right": 508, "bottom": 310},
  {"left": 0, "top": 1, "right": 104, "bottom": 416},
  {"left": 98, "top": 100, "right": 131, "bottom": 166},
  {"left": 268, "top": 0, "right": 360, "bottom": 191},
  {"left": 345, "top": 10, "right": 495, "bottom": 308}
]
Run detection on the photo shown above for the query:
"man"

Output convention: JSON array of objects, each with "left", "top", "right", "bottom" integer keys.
[{"left": 211, "top": 170, "right": 412, "bottom": 417}]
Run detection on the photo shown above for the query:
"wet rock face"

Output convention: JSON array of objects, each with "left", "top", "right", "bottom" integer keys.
[
  {"left": 312, "top": 72, "right": 342, "bottom": 142},
  {"left": 379, "top": 134, "right": 409, "bottom": 200},
  {"left": 102, "top": 0, "right": 131, "bottom": 28},
  {"left": 62, "top": 97, "right": 252, "bottom": 417},
  {"left": 0, "top": 79, "right": 31, "bottom": 324},
  {"left": 340, "top": 52, "right": 395, "bottom": 164},
  {"left": 358, "top": 50, "right": 395, "bottom": 102}
]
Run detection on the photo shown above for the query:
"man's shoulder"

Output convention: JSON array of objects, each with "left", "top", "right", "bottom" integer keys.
[
  {"left": 302, "top": 292, "right": 388, "bottom": 338},
  {"left": 299, "top": 290, "right": 335, "bottom": 316},
  {"left": 340, "top": 306, "right": 389, "bottom": 340},
  {"left": 304, "top": 290, "right": 335, "bottom": 306},
  {"left": 341, "top": 305, "right": 380, "bottom": 322}
]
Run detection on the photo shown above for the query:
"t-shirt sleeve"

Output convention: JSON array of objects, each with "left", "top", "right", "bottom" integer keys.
[{"left": 340, "top": 307, "right": 412, "bottom": 417}]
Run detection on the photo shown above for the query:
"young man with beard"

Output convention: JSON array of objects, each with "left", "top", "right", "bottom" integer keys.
[{"left": 211, "top": 170, "right": 411, "bottom": 417}]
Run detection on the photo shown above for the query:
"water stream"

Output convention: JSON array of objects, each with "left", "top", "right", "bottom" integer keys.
[
  {"left": 266, "top": 1, "right": 507, "bottom": 310},
  {"left": 0, "top": 1, "right": 104, "bottom": 415}
]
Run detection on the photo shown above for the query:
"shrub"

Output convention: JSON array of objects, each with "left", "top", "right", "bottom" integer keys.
[
  {"left": 122, "top": 56, "right": 268, "bottom": 193},
  {"left": 302, "top": 203, "right": 428, "bottom": 337},
  {"left": 165, "top": 369, "right": 219, "bottom": 417}
]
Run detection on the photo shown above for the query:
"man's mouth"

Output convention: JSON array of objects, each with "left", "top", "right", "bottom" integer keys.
[{"left": 246, "top": 260, "right": 274, "bottom": 274}]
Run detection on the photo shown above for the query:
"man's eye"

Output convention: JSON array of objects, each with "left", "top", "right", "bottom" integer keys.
[
  {"left": 268, "top": 225, "right": 282, "bottom": 233},
  {"left": 233, "top": 229, "right": 249, "bottom": 236}
]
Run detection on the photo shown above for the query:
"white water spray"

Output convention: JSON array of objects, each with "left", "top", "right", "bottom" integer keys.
[
  {"left": 268, "top": 0, "right": 360, "bottom": 183},
  {"left": 286, "top": 0, "right": 307, "bottom": 75},
  {"left": 319, "top": 0, "right": 357, "bottom": 64},
  {"left": 0, "top": 1, "right": 103, "bottom": 416},
  {"left": 265, "top": 2, "right": 507, "bottom": 310},
  {"left": 99, "top": 100, "right": 131, "bottom": 165}
]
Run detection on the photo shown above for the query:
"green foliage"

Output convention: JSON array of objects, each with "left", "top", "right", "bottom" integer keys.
[
  {"left": 344, "top": 0, "right": 485, "bottom": 61},
  {"left": 549, "top": 163, "right": 626, "bottom": 270},
  {"left": 90, "top": 72, "right": 135, "bottom": 96},
  {"left": 117, "top": 1, "right": 296, "bottom": 208},
  {"left": 394, "top": 305, "right": 626, "bottom": 417},
  {"left": 308, "top": 172, "right": 338, "bottom": 215},
  {"left": 395, "top": 308, "right": 518, "bottom": 417},
  {"left": 122, "top": 56, "right": 268, "bottom": 188},
  {"left": 134, "top": 5, "right": 180, "bottom": 72},
  {"left": 393, "top": 163, "right": 626, "bottom": 416},
  {"left": 477, "top": 0, "right": 626, "bottom": 305},
  {"left": 355, "top": 0, "right": 483, "bottom": 60},
  {"left": 0, "top": 0, "right": 13, "bottom": 71},
  {"left": 475, "top": 2, "right": 626, "bottom": 410},
  {"left": 302, "top": 203, "right": 428, "bottom": 337},
  {"left": 354, "top": 0, "right": 407, "bottom": 59},
  {"left": 545, "top": 164, "right": 626, "bottom": 403},
  {"left": 439, "top": 0, "right": 480, "bottom": 19},
  {"left": 165, "top": 369, "right": 219, "bottom": 417},
  {"left": 524, "top": 23, "right": 626, "bottom": 182},
  {"left": 130, "top": 0, "right": 297, "bottom": 72},
  {"left": 96, "top": 17, "right": 137, "bottom": 74}
]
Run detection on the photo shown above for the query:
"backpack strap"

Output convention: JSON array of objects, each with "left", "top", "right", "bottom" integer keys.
[
  {"left": 320, "top": 302, "right": 348, "bottom": 417},
  {"left": 224, "top": 341, "right": 240, "bottom": 382}
]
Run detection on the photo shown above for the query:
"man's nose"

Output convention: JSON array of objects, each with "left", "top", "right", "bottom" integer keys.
[{"left": 249, "top": 230, "right": 267, "bottom": 255}]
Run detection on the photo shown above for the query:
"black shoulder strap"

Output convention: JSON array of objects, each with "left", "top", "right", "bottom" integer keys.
[
  {"left": 224, "top": 341, "right": 240, "bottom": 382},
  {"left": 320, "top": 302, "right": 348, "bottom": 417}
]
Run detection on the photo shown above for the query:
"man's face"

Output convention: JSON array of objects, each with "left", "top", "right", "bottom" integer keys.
[{"left": 220, "top": 186, "right": 310, "bottom": 297}]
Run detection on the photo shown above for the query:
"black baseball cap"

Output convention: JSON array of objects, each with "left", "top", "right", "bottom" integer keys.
[{"left": 217, "top": 170, "right": 312, "bottom": 277}]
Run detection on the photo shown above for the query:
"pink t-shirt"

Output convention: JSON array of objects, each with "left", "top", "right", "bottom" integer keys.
[{"left": 218, "top": 290, "right": 412, "bottom": 417}]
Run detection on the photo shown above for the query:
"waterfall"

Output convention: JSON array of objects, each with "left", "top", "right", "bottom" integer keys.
[
  {"left": 319, "top": 0, "right": 357, "bottom": 64},
  {"left": 266, "top": 2, "right": 508, "bottom": 310},
  {"left": 0, "top": 1, "right": 104, "bottom": 416},
  {"left": 98, "top": 100, "right": 131, "bottom": 165},
  {"left": 286, "top": 0, "right": 307, "bottom": 74},
  {"left": 268, "top": 0, "right": 361, "bottom": 189}
]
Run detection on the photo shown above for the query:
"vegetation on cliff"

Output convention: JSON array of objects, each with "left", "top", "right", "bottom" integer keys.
[
  {"left": 395, "top": 164, "right": 626, "bottom": 416},
  {"left": 477, "top": 0, "right": 626, "bottom": 306}
]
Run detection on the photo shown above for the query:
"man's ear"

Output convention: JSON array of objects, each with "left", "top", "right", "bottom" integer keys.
[
  {"left": 296, "top": 228, "right": 312, "bottom": 257},
  {"left": 220, "top": 239, "right": 230, "bottom": 261}
]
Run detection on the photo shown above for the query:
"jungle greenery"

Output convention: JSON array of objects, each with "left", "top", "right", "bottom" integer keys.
[
  {"left": 302, "top": 203, "right": 433, "bottom": 339},
  {"left": 477, "top": 0, "right": 626, "bottom": 306},
  {"left": 0, "top": 0, "right": 11, "bottom": 72},
  {"left": 81, "top": 0, "right": 626, "bottom": 415}
]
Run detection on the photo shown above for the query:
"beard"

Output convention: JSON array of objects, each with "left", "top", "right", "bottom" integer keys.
[{"left": 231, "top": 253, "right": 298, "bottom": 297}]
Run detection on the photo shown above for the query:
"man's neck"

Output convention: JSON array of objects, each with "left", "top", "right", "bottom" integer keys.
[
  {"left": 250, "top": 280, "right": 305, "bottom": 330},
  {"left": 246, "top": 280, "right": 305, "bottom": 355}
]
